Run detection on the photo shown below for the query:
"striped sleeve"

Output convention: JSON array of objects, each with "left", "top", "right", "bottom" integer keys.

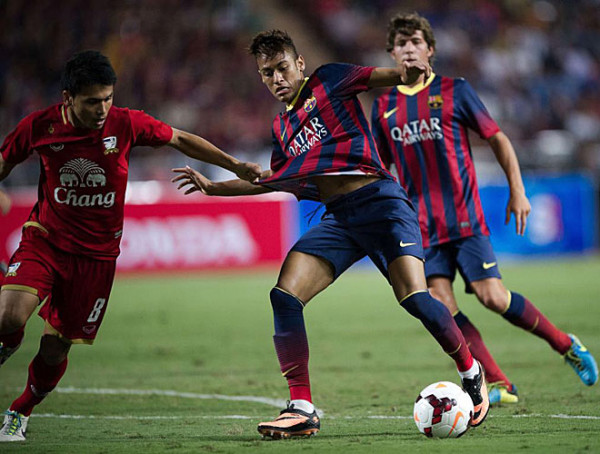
[
  {"left": 316, "top": 63, "right": 375, "bottom": 98},
  {"left": 370, "top": 96, "right": 392, "bottom": 169},
  {"left": 454, "top": 79, "right": 500, "bottom": 139}
]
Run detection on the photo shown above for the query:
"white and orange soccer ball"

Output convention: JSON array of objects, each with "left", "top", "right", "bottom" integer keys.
[{"left": 413, "top": 381, "right": 474, "bottom": 438}]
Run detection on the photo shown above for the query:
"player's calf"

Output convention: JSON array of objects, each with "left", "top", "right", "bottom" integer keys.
[{"left": 0, "top": 327, "right": 25, "bottom": 367}]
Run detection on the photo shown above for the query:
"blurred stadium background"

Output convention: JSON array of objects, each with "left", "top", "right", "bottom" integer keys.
[
  {"left": 1, "top": 3, "right": 600, "bottom": 450},
  {"left": 1, "top": 0, "right": 599, "bottom": 270}
]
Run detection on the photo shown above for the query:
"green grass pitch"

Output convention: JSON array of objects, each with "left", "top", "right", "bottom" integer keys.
[{"left": 1, "top": 255, "right": 599, "bottom": 453}]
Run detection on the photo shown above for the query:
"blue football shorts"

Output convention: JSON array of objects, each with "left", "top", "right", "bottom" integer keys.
[
  {"left": 291, "top": 178, "right": 423, "bottom": 282},
  {"left": 424, "top": 234, "right": 502, "bottom": 293}
]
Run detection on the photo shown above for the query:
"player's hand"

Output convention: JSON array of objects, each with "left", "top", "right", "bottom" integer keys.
[
  {"left": 233, "top": 162, "right": 262, "bottom": 183},
  {"left": 400, "top": 58, "right": 432, "bottom": 85},
  {"left": 0, "top": 189, "right": 11, "bottom": 216},
  {"left": 506, "top": 192, "right": 531, "bottom": 236},
  {"left": 171, "top": 166, "right": 216, "bottom": 195}
]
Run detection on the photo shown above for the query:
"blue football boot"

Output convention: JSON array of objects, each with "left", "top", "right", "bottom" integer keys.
[
  {"left": 564, "top": 334, "right": 598, "bottom": 386},
  {"left": 488, "top": 382, "right": 519, "bottom": 405}
]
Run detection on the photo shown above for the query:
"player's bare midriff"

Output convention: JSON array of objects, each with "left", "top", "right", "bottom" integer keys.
[{"left": 312, "top": 174, "right": 382, "bottom": 201}]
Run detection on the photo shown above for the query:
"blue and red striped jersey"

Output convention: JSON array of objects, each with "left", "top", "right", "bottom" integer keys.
[
  {"left": 258, "top": 63, "right": 394, "bottom": 201},
  {"left": 371, "top": 74, "right": 500, "bottom": 248}
]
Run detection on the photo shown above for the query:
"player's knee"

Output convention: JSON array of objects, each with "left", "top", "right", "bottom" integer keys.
[
  {"left": 39, "top": 334, "right": 71, "bottom": 365},
  {"left": 477, "top": 289, "right": 508, "bottom": 313},
  {"left": 429, "top": 289, "right": 458, "bottom": 313},
  {"left": 0, "top": 294, "right": 33, "bottom": 333},
  {"left": 270, "top": 287, "right": 304, "bottom": 313},
  {"left": 401, "top": 291, "right": 453, "bottom": 332}
]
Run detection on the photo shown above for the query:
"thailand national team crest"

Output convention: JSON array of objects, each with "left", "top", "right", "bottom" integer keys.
[
  {"left": 428, "top": 95, "right": 443, "bottom": 109},
  {"left": 303, "top": 95, "right": 317, "bottom": 113},
  {"left": 102, "top": 136, "right": 119, "bottom": 155},
  {"left": 6, "top": 262, "right": 21, "bottom": 277}
]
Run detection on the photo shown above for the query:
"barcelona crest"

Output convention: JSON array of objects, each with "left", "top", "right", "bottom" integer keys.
[
  {"left": 303, "top": 95, "right": 317, "bottom": 113},
  {"left": 428, "top": 95, "right": 443, "bottom": 109}
]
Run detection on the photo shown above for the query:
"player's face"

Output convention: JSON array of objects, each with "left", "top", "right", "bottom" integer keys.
[
  {"left": 390, "top": 30, "right": 434, "bottom": 70},
  {"left": 63, "top": 84, "right": 114, "bottom": 130},
  {"left": 257, "top": 51, "right": 306, "bottom": 104}
]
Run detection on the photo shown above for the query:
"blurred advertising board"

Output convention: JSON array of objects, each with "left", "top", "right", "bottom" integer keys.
[
  {"left": 299, "top": 173, "right": 598, "bottom": 260},
  {"left": 1, "top": 174, "right": 596, "bottom": 272},
  {"left": 481, "top": 173, "right": 598, "bottom": 258},
  {"left": 0, "top": 183, "right": 297, "bottom": 272}
]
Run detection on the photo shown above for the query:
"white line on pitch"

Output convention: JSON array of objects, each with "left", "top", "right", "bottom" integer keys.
[
  {"left": 32, "top": 413, "right": 600, "bottom": 421},
  {"left": 34, "top": 413, "right": 254, "bottom": 420},
  {"left": 364, "top": 414, "right": 600, "bottom": 420},
  {"left": 55, "top": 386, "right": 287, "bottom": 409},
  {"left": 51, "top": 388, "right": 599, "bottom": 421}
]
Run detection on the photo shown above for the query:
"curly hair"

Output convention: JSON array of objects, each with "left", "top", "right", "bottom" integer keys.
[{"left": 386, "top": 12, "right": 436, "bottom": 54}]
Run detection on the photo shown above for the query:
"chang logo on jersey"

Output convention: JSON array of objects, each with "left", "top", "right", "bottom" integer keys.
[
  {"left": 288, "top": 118, "right": 328, "bottom": 156},
  {"left": 54, "top": 158, "right": 116, "bottom": 208},
  {"left": 390, "top": 118, "right": 443, "bottom": 146}
]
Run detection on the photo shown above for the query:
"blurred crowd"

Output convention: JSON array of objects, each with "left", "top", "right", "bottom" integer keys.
[
  {"left": 1, "top": 0, "right": 600, "bottom": 187},
  {"left": 293, "top": 0, "right": 600, "bottom": 179},
  {"left": 0, "top": 0, "right": 275, "bottom": 186}
]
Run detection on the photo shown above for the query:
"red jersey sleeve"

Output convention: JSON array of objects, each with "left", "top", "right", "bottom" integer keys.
[
  {"left": 128, "top": 110, "right": 174, "bottom": 147},
  {"left": 0, "top": 115, "right": 34, "bottom": 164}
]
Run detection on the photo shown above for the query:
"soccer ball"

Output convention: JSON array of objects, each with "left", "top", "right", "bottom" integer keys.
[{"left": 413, "top": 381, "right": 474, "bottom": 438}]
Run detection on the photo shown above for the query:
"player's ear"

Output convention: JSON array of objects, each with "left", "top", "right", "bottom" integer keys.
[
  {"left": 296, "top": 55, "right": 305, "bottom": 73},
  {"left": 62, "top": 90, "right": 73, "bottom": 106},
  {"left": 427, "top": 45, "right": 435, "bottom": 61}
]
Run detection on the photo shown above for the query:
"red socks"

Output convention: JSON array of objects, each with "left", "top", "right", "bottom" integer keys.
[
  {"left": 11, "top": 354, "right": 68, "bottom": 416},
  {"left": 270, "top": 288, "right": 312, "bottom": 403},
  {"left": 503, "top": 292, "right": 572, "bottom": 354},
  {"left": 454, "top": 311, "right": 511, "bottom": 387}
]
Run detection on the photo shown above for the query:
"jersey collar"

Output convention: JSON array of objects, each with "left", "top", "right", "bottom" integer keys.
[
  {"left": 286, "top": 77, "right": 310, "bottom": 111},
  {"left": 396, "top": 72, "right": 436, "bottom": 96},
  {"left": 61, "top": 104, "right": 68, "bottom": 125}
]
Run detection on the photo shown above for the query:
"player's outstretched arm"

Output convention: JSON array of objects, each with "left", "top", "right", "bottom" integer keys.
[
  {"left": 168, "top": 128, "right": 262, "bottom": 182},
  {"left": 487, "top": 131, "right": 531, "bottom": 235},
  {"left": 368, "top": 58, "right": 432, "bottom": 88},
  {"left": 171, "top": 166, "right": 274, "bottom": 197}
]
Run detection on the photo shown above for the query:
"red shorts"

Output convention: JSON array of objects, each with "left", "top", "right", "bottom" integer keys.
[{"left": 2, "top": 224, "right": 116, "bottom": 344}]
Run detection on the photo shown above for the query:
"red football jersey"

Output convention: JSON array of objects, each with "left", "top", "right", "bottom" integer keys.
[{"left": 1, "top": 104, "right": 173, "bottom": 259}]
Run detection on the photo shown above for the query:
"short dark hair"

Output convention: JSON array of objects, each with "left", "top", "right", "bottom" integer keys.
[
  {"left": 386, "top": 12, "right": 436, "bottom": 54},
  {"left": 61, "top": 50, "right": 117, "bottom": 96},
  {"left": 248, "top": 30, "right": 299, "bottom": 60}
]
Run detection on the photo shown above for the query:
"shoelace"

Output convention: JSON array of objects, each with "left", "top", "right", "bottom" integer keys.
[
  {"left": 487, "top": 381, "right": 505, "bottom": 391},
  {"left": 1, "top": 411, "right": 23, "bottom": 436},
  {"left": 565, "top": 349, "right": 585, "bottom": 371}
]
